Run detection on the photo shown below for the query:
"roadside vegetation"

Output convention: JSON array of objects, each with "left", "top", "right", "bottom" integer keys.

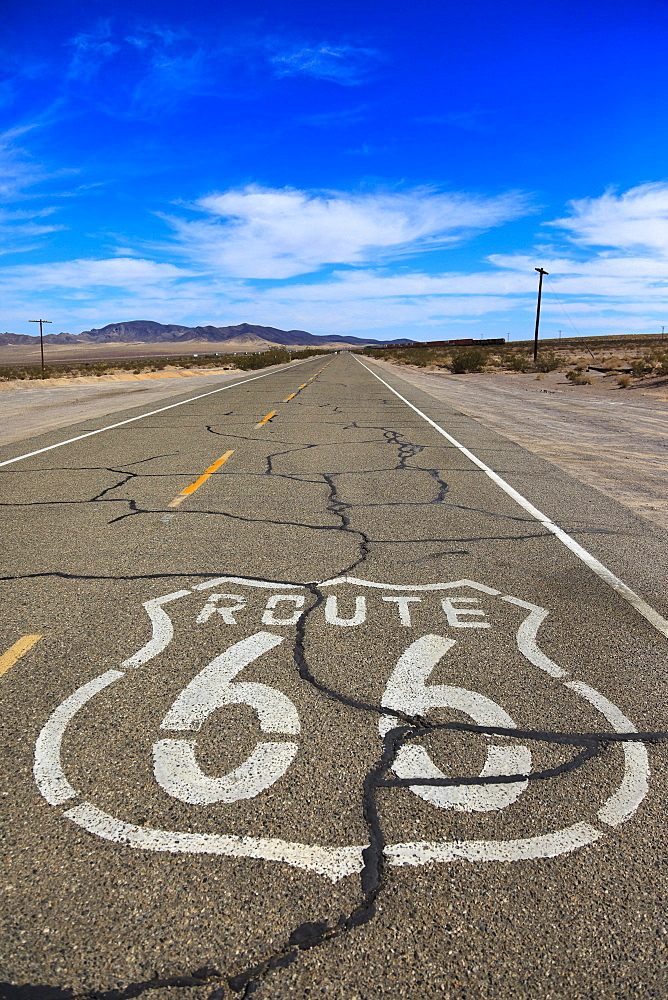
[
  {"left": 361, "top": 335, "right": 668, "bottom": 386},
  {"left": 0, "top": 346, "right": 332, "bottom": 382}
]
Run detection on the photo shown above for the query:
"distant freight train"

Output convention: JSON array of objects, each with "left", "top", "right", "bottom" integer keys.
[{"left": 401, "top": 338, "right": 506, "bottom": 348}]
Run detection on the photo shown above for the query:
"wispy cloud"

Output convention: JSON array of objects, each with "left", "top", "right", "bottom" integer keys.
[
  {"left": 0, "top": 127, "right": 69, "bottom": 251},
  {"left": 0, "top": 125, "right": 48, "bottom": 200},
  {"left": 162, "top": 184, "right": 532, "bottom": 279},
  {"left": 416, "top": 109, "right": 492, "bottom": 132},
  {"left": 4, "top": 182, "right": 668, "bottom": 339},
  {"left": 268, "top": 43, "right": 382, "bottom": 86},
  {"left": 1, "top": 256, "right": 189, "bottom": 290},
  {"left": 488, "top": 182, "right": 668, "bottom": 304},
  {"left": 547, "top": 182, "right": 668, "bottom": 253},
  {"left": 60, "top": 23, "right": 385, "bottom": 122},
  {"left": 67, "top": 21, "right": 119, "bottom": 81},
  {"left": 64, "top": 21, "right": 216, "bottom": 117},
  {"left": 298, "top": 104, "right": 370, "bottom": 128},
  {"left": 124, "top": 26, "right": 214, "bottom": 113}
]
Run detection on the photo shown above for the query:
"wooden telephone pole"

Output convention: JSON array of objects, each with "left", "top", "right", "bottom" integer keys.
[
  {"left": 29, "top": 318, "right": 52, "bottom": 379},
  {"left": 533, "top": 268, "right": 548, "bottom": 362}
]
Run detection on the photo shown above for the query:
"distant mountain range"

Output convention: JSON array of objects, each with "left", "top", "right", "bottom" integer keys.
[{"left": 0, "top": 321, "right": 414, "bottom": 349}]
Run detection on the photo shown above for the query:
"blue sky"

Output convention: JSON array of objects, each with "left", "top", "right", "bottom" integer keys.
[{"left": 2, "top": 0, "right": 668, "bottom": 341}]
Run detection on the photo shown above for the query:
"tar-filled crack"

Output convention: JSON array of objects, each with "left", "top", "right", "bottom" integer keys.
[{"left": 6, "top": 379, "right": 668, "bottom": 1000}]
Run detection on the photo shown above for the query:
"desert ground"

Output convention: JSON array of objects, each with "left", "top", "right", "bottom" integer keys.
[
  {"left": 0, "top": 339, "right": 260, "bottom": 366},
  {"left": 376, "top": 360, "right": 668, "bottom": 531}
]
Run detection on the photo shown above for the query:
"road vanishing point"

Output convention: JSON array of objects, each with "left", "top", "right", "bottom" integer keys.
[{"left": 1, "top": 352, "right": 668, "bottom": 1000}]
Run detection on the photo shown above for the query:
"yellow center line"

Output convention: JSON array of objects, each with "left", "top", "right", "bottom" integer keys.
[
  {"left": 283, "top": 392, "right": 297, "bottom": 401},
  {"left": 0, "top": 634, "right": 41, "bottom": 677},
  {"left": 168, "top": 450, "right": 235, "bottom": 507},
  {"left": 255, "top": 410, "right": 278, "bottom": 428},
  {"left": 298, "top": 383, "right": 308, "bottom": 388}
]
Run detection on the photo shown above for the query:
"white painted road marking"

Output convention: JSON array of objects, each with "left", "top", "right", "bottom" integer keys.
[
  {"left": 33, "top": 576, "right": 652, "bottom": 879},
  {"left": 154, "top": 739, "right": 300, "bottom": 806},
  {"left": 34, "top": 669, "right": 125, "bottom": 806},
  {"left": 379, "top": 634, "right": 531, "bottom": 812},
  {"left": 0, "top": 359, "right": 312, "bottom": 469},
  {"left": 154, "top": 632, "right": 300, "bottom": 805},
  {"left": 62, "top": 801, "right": 365, "bottom": 881},
  {"left": 356, "top": 357, "right": 668, "bottom": 640},
  {"left": 120, "top": 590, "right": 191, "bottom": 669},
  {"left": 158, "top": 632, "right": 298, "bottom": 734},
  {"left": 565, "top": 680, "right": 650, "bottom": 827}
]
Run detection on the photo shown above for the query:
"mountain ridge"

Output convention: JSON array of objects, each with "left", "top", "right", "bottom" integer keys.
[{"left": 0, "top": 321, "right": 413, "bottom": 349}]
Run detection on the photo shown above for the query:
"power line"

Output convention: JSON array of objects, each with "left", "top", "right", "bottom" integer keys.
[{"left": 546, "top": 278, "right": 582, "bottom": 338}]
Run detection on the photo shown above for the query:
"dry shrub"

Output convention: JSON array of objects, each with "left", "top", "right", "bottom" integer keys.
[
  {"left": 566, "top": 369, "right": 594, "bottom": 385},
  {"left": 503, "top": 353, "right": 531, "bottom": 372},
  {"left": 450, "top": 347, "right": 489, "bottom": 373},
  {"left": 630, "top": 358, "right": 651, "bottom": 377},
  {"left": 534, "top": 353, "right": 561, "bottom": 372},
  {"left": 617, "top": 374, "right": 633, "bottom": 388}
]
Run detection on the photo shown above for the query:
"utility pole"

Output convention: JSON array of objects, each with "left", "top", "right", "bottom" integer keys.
[
  {"left": 29, "top": 318, "right": 52, "bottom": 378},
  {"left": 533, "top": 267, "right": 548, "bottom": 362}
]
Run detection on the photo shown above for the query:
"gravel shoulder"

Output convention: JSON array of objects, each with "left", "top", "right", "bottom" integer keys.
[{"left": 377, "top": 361, "right": 668, "bottom": 532}]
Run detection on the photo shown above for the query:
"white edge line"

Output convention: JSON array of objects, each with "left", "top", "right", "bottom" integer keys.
[
  {"left": 356, "top": 357, "right": 668, "bottom": 640},
  {"left": 0, "top": 358, "right": 312, "bottom": 469}
]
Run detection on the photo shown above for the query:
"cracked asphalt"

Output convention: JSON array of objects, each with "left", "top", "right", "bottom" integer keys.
[{"left": 1, "top": 352, "right": 668, "bottom": 1000}]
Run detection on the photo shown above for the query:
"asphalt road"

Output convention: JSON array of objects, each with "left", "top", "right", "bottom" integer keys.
[{"left": 1, "top": 352, "right": 668, "bottom": 1000}]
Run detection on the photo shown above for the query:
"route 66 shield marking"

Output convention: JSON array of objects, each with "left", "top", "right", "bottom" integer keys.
[{"left": 33, "top": 576, "right": 649, "bottom": 882}]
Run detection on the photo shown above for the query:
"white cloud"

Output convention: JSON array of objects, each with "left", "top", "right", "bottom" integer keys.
[
  {"left": 0, "top": 257, "right": 189, "bottom": 291},
  {"left": 0, "top": 126, "right": 46, "bottom": 200},
  {"left": 548, "top": 182, "right": 668, "bottom": 253},
  {"left": 0, "top": 128, "right": 70, "bottom": 251},
  {"left": 67, "top": 21, "right": 119, "bottom": 81},
  {"left": 164, "top": 184, "right": 531, "bottom": 279},
  {"left": 269, "top": 43, "right": 381, "bottom": 85},
  {"left": 4, "top": 182, "right": 668, "bottom": 340},
  {"left": 298, "top": 104, "right": 369, "bottom": 128}
]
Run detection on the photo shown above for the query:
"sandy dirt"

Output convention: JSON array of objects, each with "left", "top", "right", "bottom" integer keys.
[
  {"left": 0, "top": 340, "right": 256, "bottom": 365},
  {"left": 378, "top": 361, "right": 668, "bottom": 531},
  {"left": 0, "top": 365, "right": 234, "bottom": 390},
  {"left": 0, "top": 366, "right": 261, "bottom": 449}
]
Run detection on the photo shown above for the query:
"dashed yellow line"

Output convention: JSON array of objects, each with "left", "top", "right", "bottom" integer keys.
[
  {"left": 255, "top": 410, "right": 278, "bottom": 428},
  {"left": 166, "top": 362, "right": 331, "bottom": 511},
  {"left": 168, "top": 450, "right": 235, "bottom": 507},
  {"left": 0, "top": 634, "right": 41, "bottom": 677},
  {"left": 282, "top": 362, "right": 332, "bottom": 403}
]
